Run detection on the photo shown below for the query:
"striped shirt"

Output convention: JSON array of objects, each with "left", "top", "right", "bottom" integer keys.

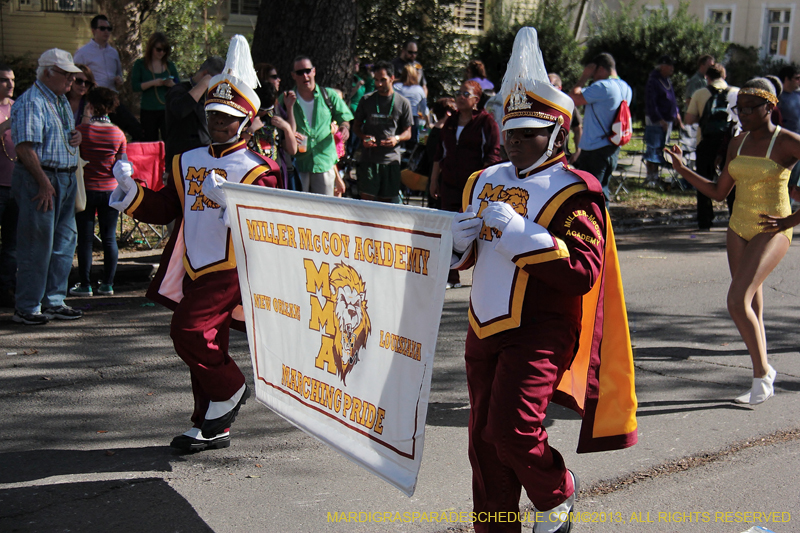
[
  {"left": 11, "top": 80, "right": 78, "bottom": 169},
  {"left": 77, "top": 122, "right": 126, "bottom": 191}
]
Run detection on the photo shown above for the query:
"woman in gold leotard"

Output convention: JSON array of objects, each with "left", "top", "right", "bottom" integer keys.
[{"left": 666, "top": 78, "right": 800, "bottom": 406}]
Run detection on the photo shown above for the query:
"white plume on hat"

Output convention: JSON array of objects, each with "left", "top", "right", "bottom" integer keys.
[
  {"left": 501, "top": 27, "right": 549, "bottom": 102},
  {"left": 224, "top": 34, "right": 260, "bottom": 89},
  {"left": 206, "top": 35, "right": 260, "bottom": 121}
]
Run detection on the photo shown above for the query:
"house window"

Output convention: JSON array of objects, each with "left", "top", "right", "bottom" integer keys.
[
  {"left": 19, "top": 0, "right": 96, "bottom": 12},
  {"left": 230, "top": 0, "right": 259, "bottom": 16},
  {"left": 766, "top": 9, "right": 791, "bottom": 57},
  {"left": 454, "top": 0, "right": 485, "bottom": 32},
  {"left": 709, "top": 9, "right": 732, "bottom": 42},
  {"left": 644, "top": 4, "right": 674, "bottom": 17}
]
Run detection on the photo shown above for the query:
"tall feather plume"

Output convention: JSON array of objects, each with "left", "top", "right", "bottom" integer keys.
[
  {"left": 225, "top": 35, "right": 260, "bottom": 89},
  {"left": 500, "top": 27, "right": 549, "bottom": 104}
]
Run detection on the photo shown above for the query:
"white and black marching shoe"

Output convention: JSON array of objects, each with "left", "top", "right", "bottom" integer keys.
[
  {"left": 201, "top": 384, "right": 251, "bottom": 439},
  {"left": 170, "top": 427, "right": 231, "bottom": 452}
]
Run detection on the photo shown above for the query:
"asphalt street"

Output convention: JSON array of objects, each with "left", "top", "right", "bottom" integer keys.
[{"left": 1, "top": 225, "right": 799, "bottom": 533}]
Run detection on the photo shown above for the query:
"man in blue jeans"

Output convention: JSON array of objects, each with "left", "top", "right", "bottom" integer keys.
[
  {"left": 569, "top": 53, "right": 632, "bottom": 201},
  {"left": 10, "top": 49, "right": 84, "bottom": 325}
]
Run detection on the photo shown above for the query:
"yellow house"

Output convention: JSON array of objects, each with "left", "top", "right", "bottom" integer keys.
[
  {"left": 0, "top": 0, "right": 93, "bottom": 58},
  {"left": 634, "top": 0, "right": 799, "bottom": 62},
  {"left": 0, "top": 0, "right": 257, "bottom": 60}
]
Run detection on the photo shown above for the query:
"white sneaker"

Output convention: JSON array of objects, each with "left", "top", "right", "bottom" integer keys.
[
  {"left": 734, "top": 365, "right": 776, "bottom": 404},
  {"left": 534, "top": 470, "right": 578, "bottom": 533}
]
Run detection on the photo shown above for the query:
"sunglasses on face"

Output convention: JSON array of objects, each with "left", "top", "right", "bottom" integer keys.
[
  {"left": 406, "top": 51, "right": 418, "bottom": 56},
  {"left": 154, "top": 47, "right": 165, "bottom": 52},
  {"left": 457, "top": 90, "right": 475, "bottom": 98},
  {"left": 97, "top": 25, "right": 112, "bottom": 31},
  {"left": 73, "top": 78, "right": 91, "bottom": 86},
  {"left": 294, "top": 68, "right": 313, "bottom": 76},
  {"left": 268, "top": 74, "right": 279, "bottom": 80},
  {"left": 732, "top": 102, "right": 767, "bottom": 115}
]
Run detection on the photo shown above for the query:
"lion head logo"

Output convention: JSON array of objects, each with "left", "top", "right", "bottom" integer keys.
[
  {"left": 329, "top": 262, "right": 371, "bottom": 384},
  {"left": 498, "top": 187, "right": 529, "bottom": 217},
  {"left": 489, "top": 187, "right": 530, "bottom": 237}
]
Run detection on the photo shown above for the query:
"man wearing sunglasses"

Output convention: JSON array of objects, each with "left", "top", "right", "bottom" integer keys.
[
  {"left": 75, "top": 15, "right": 143, "bottom": 140},
  {"left": 685, "top": 64, "right": 739, "bottom": 229},
  {"left": 391, "top": 39, "right": 427, "bottom": 97},
  {"left": 281, "top": 55, "right": 353, "bottom": 196}
]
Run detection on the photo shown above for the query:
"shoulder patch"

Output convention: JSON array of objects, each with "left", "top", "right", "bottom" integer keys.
[{"left": 564, "top": 165, "right": 604, "bottom": 195}]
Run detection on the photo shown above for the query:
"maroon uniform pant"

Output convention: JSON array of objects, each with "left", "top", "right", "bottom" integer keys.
[
  {"left": 171, "top": 269, "right": 246, "bottom": 428},
  {"left": 465, "top": 319, "right": 578, "bottom": 533}
]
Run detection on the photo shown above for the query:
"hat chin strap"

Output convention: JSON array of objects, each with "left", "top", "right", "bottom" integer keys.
[
  {"left": 518, "top": 124, "right": 561, "bottom": 175},
  {"left": 210, "top": 117, "right": 251, "bottom": 145}
]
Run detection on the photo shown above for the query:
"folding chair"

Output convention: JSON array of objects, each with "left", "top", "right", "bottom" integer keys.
[{"left": 119, "top": 141, "right": 167, "bottom": 249}]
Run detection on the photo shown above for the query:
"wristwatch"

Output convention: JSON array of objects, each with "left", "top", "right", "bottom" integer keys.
[{"left": 394, "top": 135, "right": 400, "bottom": 142}]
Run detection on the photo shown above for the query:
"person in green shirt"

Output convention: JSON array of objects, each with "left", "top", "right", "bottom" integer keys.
[
  {"left": 131, "top": 32, "right": 180, "bottom": 141},
  {"left": 279, "top": 55, "right": 353, "bottom": 195}
]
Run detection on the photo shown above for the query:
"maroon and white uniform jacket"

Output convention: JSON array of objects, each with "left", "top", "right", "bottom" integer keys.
[
  {"left": 110, "top": 140, "right": 280, "bottom": 312},
  {"left": 454, "top": 158, "right": 606, "bottom": 339}
]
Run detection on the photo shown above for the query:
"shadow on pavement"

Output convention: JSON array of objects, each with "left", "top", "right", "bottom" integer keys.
[
  {"left": 636, "top": 398, "right": 752, "bottom": 416},
  {"left": 0, "top": 446, "right": 174, "bottom": 484},
  {"left": 0, "top": 478, "right": 213, "bottom": 532}
]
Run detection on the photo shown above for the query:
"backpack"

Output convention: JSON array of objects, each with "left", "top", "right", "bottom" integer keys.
[
  {"left": 608, "top": 99, "right": 632, "bottom": 146},
  {"left": 589, "top": 80, "right": 632, "bottom": 146},
  {"left": 699, "top": 86, "right": 731, "bottom": 139}
]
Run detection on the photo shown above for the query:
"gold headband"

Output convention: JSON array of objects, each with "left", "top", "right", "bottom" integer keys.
[{"left": 738, "top": 87, "right": 778, "bottom": 104}]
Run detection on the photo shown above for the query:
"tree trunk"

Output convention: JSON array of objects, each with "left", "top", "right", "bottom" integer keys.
[{"left": 252, "top": 0, "right": 357, "bottom": 92}]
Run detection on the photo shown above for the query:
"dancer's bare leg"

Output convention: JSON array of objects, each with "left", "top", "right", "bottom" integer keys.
[{"left": 726, "top": 229, "right": 789, "bottom": 378}]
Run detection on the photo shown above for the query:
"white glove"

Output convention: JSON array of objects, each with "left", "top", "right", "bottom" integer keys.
[
  {"left": 481, "top": 201, "right": 521, "bottom": 234},
  {"left": 112, "top": 160, "right": 135, "bottom": 194},
  {"left": 452, "top": 205, "right": 481, "bottom": 253},
  {"left": 202, "top": 170, "right": 227, "bottom": 209}
]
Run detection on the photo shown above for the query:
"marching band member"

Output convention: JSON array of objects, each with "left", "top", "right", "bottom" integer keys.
[
  {"left": 451, "top": 28, "right": 637, "bottom": 532},
  {"left": 110, "top": 36, "right": 280, "bottom": 452}
]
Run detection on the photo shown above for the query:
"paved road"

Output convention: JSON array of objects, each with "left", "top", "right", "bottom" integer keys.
[{"left": 1, "top": 227, "right": 798, "bottom": 532}]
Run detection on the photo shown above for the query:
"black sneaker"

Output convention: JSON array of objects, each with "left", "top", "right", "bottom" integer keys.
[
  {"left": 42, "top": 305, "right": 83, "bottom": 320},
  {"left": 11, "top": 310, "right": 50, "bottom": 325},
  {"left": 201, "top": 385, "right": 251, "bottom": 439}
]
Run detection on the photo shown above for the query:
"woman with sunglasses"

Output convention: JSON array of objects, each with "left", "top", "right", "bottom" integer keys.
[
  {"left": 430, "top": 80, "right": 501, "bottom": 288},
  {"left": 666, "top": 78, "right": 800, "bottom": 405},
  {"left": 131, "top": 32, "right": 179, "bottom": 141},
  {"left": 67, "top": 64, "right": 95, "bottom": 125}
]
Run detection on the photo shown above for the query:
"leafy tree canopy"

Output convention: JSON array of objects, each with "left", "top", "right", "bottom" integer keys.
[
  {"left": 356, "top": 0, "right": 467, "bottom": 98},
  {"left": 472, "top": 0, "right": 584, "bottom": 91},
  {"left": 149, "top": 0, "right": 228, "bottom": 78},
  {"left": 584, "top": 1, "right": 726, "bottom": 117}
]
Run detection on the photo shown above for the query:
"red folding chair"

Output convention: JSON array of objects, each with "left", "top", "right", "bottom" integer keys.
[{"left": 120, "top": 141, "right": 167, "bottom": 248}]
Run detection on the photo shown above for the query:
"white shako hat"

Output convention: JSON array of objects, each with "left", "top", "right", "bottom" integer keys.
[
  {"left": 501, "top": 28, "right": 574, "bottom": 173},
  {"left": 501, "top": 27, "right": 573, "bottom": 132},
  {"left": 206, "top": 35, "right": 260, "bottom": 129}
]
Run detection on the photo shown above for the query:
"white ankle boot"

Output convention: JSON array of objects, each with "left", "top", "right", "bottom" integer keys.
[{"left": 734, "top": 365, "right": 776, "bottom": 405}]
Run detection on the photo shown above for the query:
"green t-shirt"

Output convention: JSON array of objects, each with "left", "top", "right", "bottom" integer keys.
[
  {"left": 280, "top": 85, "right": 354, "bottom": 173},
  {"left": 131, "top": 59, "right": 180, "bottom": 111}
]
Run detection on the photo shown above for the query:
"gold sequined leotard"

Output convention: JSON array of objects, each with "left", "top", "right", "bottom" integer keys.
[{"left": 727, "top": 126, "right": 792, "bottom": 242}]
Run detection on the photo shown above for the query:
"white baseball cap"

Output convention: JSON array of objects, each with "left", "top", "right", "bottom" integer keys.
[{"left": 38, "top": 49, "right": 82, "bottom": 74}]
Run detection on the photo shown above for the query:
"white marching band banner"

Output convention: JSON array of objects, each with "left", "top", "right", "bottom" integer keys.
[{"left": 225, "top": 184, "right": 453, "bottom": 496}]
